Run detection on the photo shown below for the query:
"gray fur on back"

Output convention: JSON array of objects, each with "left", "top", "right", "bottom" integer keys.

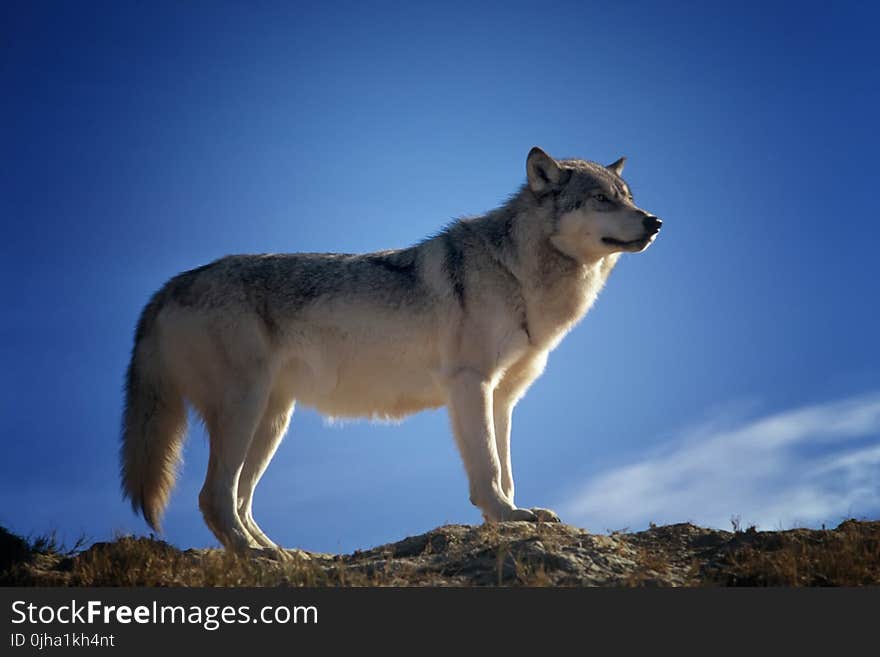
[{"left": 143, "top": 158, "right": 627, "bottom": 339}]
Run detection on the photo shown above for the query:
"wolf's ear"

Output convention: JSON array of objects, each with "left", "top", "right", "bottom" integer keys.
[
  {"left": 606, "top": 157, "right": 626, "bottom": 176},
  {"left": 527, "top": 147, "right": 564, "bottom": 194}
]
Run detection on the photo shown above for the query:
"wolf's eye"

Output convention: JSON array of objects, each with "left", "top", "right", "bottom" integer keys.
[{"left": 593, "top": 193, "right": 609, "bottom": 202}]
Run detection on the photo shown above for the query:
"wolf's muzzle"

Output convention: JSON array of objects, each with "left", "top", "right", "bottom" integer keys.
[{"left": 642, "top": 215, "right": 662, "bottom": 234}]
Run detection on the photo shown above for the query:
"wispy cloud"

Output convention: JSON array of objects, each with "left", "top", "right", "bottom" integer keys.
[{"left": 559, "top": 393, "right": 880, "bottom": 531}]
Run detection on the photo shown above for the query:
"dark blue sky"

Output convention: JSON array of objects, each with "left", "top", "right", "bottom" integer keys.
[{"left": 2, "top": 1, "right": 878, "bottom": 552}]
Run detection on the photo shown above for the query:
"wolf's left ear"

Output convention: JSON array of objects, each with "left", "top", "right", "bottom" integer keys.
[
  {"left": 527, "top": 147, "right": 565, "bottom": 194},
  {"left": 606, "top": 157, "right": 626, "bottom": 176}
]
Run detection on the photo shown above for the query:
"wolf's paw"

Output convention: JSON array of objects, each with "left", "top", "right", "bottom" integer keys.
[
  {"left": 501, "top": 507, "right": 561, "bottom": 522},
  {"left": 484, "top": 506, "right": 563, "bottom": 523},
  {"left": 246, "top": 547, "right": 310, "bottom": 562},
  {"left": 505, "top": 508, "right": 539, "bottom": 521},
  {"left": 528, "top": 507, "right": 561, "bottom": 523},
  {"left": 245, "top": 546, "right": 283, "bottom": 561},
  {"left": 280, "top": 548, "right": 312, "bottom": 562}
]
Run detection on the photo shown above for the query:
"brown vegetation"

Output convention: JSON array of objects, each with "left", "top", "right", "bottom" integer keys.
[{"left": 2, "top": 520, "right": 878, "bottom": 587}]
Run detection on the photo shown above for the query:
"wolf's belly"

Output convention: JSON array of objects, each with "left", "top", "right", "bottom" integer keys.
[{"left": 280, "top": 337, "right": 447, "bottom": 420}]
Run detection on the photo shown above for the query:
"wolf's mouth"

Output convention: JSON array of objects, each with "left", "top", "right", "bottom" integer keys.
[{"left": 601, "top": 236, "right": 649, "bottom": 247}]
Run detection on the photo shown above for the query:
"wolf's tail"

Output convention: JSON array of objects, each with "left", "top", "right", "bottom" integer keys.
[{"left": 120, "top": 292, "right": 187, "bottom": 533}]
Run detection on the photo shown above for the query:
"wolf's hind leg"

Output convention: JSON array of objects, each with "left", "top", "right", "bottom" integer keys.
[
  {"left": 237, "top": 397, "right": 295, "bottom": 549},
  {"left": 199, "top": 378, "right": 271, "bottom": 552}
]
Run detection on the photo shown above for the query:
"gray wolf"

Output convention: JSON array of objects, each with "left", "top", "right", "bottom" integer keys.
[{"left": 120, "top": 147, "right": 662, "bottom": 552}]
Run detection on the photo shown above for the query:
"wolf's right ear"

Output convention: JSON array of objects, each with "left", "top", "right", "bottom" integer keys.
[
  {"left": 527, "top": 147, "right": 565, "bottom": 194},
  {"left": 606, "top": 157, "right": 626, "bottom": 176}
]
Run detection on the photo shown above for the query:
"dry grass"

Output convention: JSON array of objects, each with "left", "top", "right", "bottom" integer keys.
[
  {"left": 3, "top": 520, "right": 879, "bottom": 587},
  {"left": 708, "top": 520, "right": 880, "bottom": 586},
  {"left": 0, "top": 530, "right": 377, "bottom": 587},
  {"left": 624, "top": 548, "right": 673, "bottom": 587}
]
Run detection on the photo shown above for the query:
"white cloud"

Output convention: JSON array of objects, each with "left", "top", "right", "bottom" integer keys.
[{"left": 559, "top": 392, "right": 880, "bottom": 531}]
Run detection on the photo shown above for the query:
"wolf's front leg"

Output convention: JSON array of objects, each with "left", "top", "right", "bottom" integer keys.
[
  {"left": 490, "top": 399, "right": 562, "bottom": 524},
  {"left": 447, "top": 368, "right": 539, "bottom": 522},
  {"left": 492, "top": 396, "right": 515, "bottom": 504}
]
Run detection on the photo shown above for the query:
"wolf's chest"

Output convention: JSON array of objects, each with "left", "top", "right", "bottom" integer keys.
[{"left": 524, "top": 267, "right": 610, "bottom": 349}]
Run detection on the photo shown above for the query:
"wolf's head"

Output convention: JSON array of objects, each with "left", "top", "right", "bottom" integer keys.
[{"left": 527, "top": 147, "right": 661, "bottom": 262}]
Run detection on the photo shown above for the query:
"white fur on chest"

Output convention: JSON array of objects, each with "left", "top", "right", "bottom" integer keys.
[{"left": 524, "top": 257, "right": 615, "bottom": 351}]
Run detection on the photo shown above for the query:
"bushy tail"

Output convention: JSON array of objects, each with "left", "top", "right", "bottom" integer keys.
[{"left": 120, "top": 299, "right": 187, "bottom": 533}]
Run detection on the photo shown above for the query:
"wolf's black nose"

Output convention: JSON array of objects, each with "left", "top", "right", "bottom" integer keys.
[{"left": 642, "top": 215, "right": 662, "bottom": 232}]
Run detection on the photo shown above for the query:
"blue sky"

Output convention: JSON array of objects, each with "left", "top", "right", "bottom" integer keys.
[{"left": 2, "top": 1, "right": 878, "bottom": 553}]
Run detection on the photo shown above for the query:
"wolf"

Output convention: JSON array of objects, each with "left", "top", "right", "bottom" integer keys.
[{"left": 120, "top": 147, "right": 662, "bottom": 553}]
